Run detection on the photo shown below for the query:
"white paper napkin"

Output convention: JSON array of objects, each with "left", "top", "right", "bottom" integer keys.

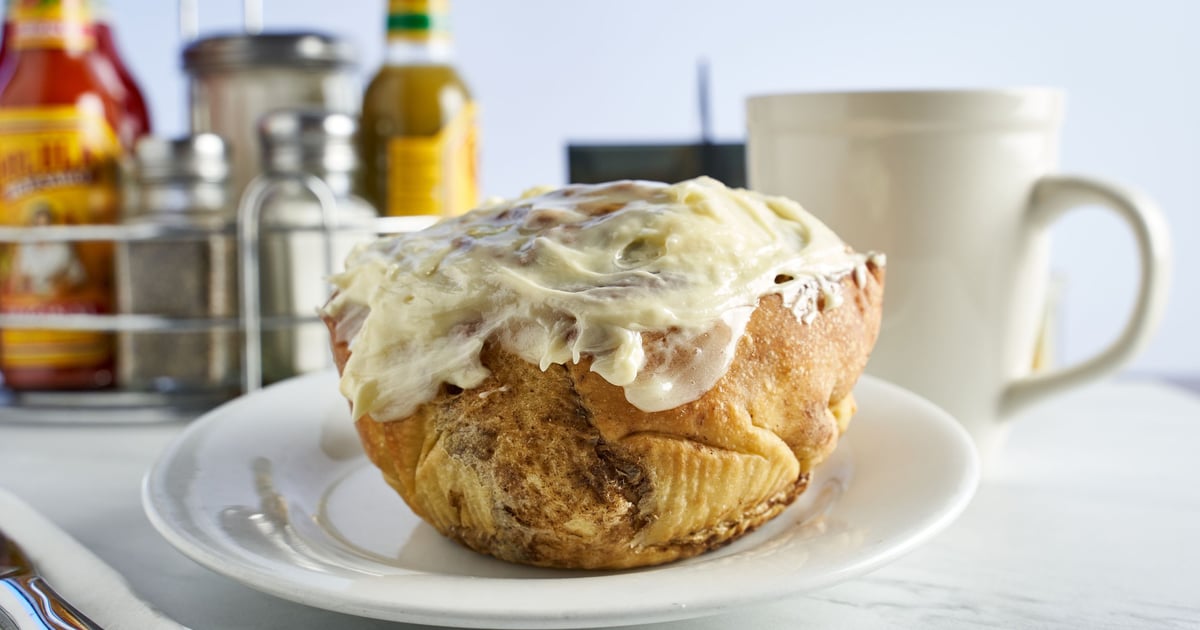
[{"left": 0, "top": 486, "right": 186, "bottom": 630}]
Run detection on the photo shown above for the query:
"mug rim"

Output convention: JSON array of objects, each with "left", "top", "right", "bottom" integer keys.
[
  {"left": 746, "top": 87, "right": 1065, "bottom": 129},
  {"left": 747, "top": 86, "right": 1063, "bottom": 100}
]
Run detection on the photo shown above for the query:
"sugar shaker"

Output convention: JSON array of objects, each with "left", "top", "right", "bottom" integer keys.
[{"left": 184, "top": 32, "right": 359, "bottom": 201}]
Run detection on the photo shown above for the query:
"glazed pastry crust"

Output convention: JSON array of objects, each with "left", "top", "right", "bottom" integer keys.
[{"left": 326, "top": 262, "right": 883, "bottom": 569}]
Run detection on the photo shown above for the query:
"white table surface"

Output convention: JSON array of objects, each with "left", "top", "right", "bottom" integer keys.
[{"left": 2, "top": 378, "right": 1198, "bottom": 630}]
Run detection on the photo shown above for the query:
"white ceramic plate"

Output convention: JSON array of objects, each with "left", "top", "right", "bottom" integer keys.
[{"left": 143, "top": 370, "right": 978, "bottom": 629}]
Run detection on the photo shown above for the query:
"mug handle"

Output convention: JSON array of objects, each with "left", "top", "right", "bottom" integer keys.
[{"left": 1000, "top": 174, "right": 1171, "bottom": 417}]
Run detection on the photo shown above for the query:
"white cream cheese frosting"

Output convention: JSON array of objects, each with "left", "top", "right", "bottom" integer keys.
[{"left": 324, "top": 177, "right": 880, "bottom": 422}]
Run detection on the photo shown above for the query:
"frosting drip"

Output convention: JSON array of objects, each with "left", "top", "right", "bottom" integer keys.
[{"left": 325, "top": 177, "right": 877, "bottom": 421}]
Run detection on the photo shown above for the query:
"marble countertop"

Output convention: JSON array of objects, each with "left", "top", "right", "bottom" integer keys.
[{"left": 1, "top": 378, "right": 1198, "bottom": 629}]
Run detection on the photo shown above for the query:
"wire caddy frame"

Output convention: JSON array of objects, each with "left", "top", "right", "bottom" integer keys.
[{"left": 0, "top": 175, "right": 434, "bottom": 423}]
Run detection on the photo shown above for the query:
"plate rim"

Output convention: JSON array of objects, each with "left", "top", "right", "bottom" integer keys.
[{"left": 142, "top": 371, "right": 980, "bottom": 628}]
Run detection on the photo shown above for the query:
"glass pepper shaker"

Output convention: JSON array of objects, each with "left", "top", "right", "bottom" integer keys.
[{"left": 116, "top": 134, "right": 240, "bottom": 398}]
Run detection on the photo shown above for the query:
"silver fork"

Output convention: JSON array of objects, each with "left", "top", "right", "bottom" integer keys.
[{"left": 0, "top": 528, "right": 102, "bottom": 630}]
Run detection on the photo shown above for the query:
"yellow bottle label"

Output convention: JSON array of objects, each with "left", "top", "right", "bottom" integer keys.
[
  {"left": 0, "top": 106, "right": 120, "bottom": 370},
  {"left": 386, "top": 103, "right": 479, "bottom": 217},
  {"left": 7, "top": 0, "right": 95, "bottom": 51}
]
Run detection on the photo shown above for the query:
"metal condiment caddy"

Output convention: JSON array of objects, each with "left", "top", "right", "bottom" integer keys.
[{"left": 0, "top": 192, "right": 434, "bottom": 423}]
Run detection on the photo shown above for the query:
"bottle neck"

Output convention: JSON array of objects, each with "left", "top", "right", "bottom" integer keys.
[
  {"left": 314, "top": 170, "right": 355, "bottom": 199},
  {"left": 5, "top": 0, "right": 96, "bottom": 53},
  {"left": 90, "top": 0, "right": 111, "bottom": 25},
  {"left": 384, "top": 0, "right": 453, "bottom": 64},
  {"left": 266, "top": 168, "right": 356, "bottom": 200}
]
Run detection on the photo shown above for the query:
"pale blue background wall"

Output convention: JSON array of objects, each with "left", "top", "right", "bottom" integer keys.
[{"left": 59, "top": 1, "right": 1200, "bottom": 373}]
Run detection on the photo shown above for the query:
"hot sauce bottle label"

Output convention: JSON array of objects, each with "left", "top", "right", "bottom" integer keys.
[
  {"left": 8, "top": 0, "right": 95, "bottom": 51},
  {"left": 0, "top": 106, "right": 120, "bottom": 371},
  {"left": 385, "top": 103, "right": 479, "bottom": 217}
]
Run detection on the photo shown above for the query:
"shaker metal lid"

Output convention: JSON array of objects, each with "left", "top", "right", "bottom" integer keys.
[
  {"left": 258, "top": 108, "right": 359, "bottom": 174},
  {"left": 135, "top": 134, "right": 230, "bottom": 182},
  {"left": 182, "top": 32, "right": 356, "bottom": 72}
]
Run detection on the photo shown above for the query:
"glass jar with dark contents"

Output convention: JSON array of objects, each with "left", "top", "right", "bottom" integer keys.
[{"left": 115, "top": 134, "right": 240, "bottom": 398}]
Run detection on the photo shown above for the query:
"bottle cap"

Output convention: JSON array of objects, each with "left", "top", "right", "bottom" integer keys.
[
  {"left": 135, "top": 134, "right": 230, "bottom": 183},
  {"left": 258, "top": 109, "right": 359, "bottom": 175},
  {"left": 183, "top": 33, "right": 356, "bottom": 73}
]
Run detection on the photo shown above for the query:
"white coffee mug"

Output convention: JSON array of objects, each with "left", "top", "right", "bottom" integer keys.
[{"left": 747, "top": 89, "right": 1170, "bottom": 467}]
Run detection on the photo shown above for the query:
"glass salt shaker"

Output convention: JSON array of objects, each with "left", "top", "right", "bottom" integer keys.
[
  {"left": 247, "top": 109, "right": 378, "bottom": 386},
  {"left": 116, "top": 134, "right": 240, "bottom": 398}
]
